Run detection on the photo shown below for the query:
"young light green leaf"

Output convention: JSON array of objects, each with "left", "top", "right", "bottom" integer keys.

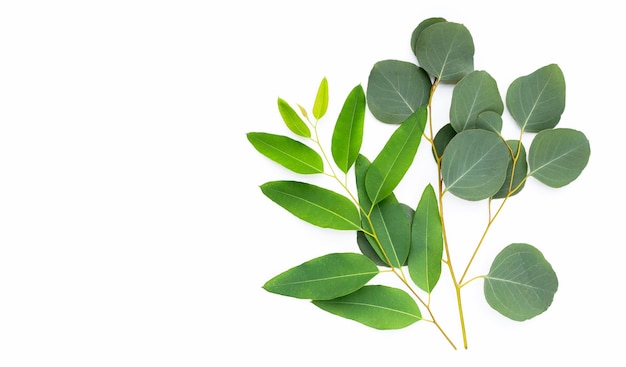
[
  {"left": 411, "top": 17, "right": 447, "bottom": 56},
  {"left": 492, "top": 140, "right": 528, "bottom": 199},
  {"left": 278, "top": 97, "right": 311, "bottom": 137},
  {"left": 313, "top": 77, "right": 329, "bottom": 120},
  {"left": 362, "top": 196, "right": 410, "bottom": 268},
  {"left": 332, "top": 85, "right": 366, "bottom": 173},
  {"left": 528, "top": 128, "right": 590, "bottom": 188},
  {"left": 366, "top": 60, "right": 431, "bottom": 124},
  {"left": 263, "top": 252, "right": 379, "bottom": 300},
  {"left": 441, "top": 129, "right": 510, "bottom": 201},
  {"left": 408, "top": 184, "right": 443, "bottom": 293},
  {"left": 313, "top": 285, "right": 422, "bottom": 330},
  {"left": 365, "top": 106, "right": 427, "bottom": 205},
  {"left": 450, "top": 70, "right": 503, "bottom": 132},
  {"left": 261, "top": 181, "right": 361, "bottom": 230},
  {"left": 415, "top": 21, "right": 474, "bottom": 82},
  {"left": 246, "top": 132, "right": 324, "bottom": 174},
  {"left": 506, "top": 64, "right": 565, "bottom": 132},
  {"left": 484, "top": 243, "right": 558, "bottom": 321}
]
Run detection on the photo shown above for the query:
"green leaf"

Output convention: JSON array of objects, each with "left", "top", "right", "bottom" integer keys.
[
  {"left": 408, "top": 184, "right": 443, "bottom": 293},
  {"left": 365, "top": 106, "right": 427, "bottom": 204},
  {"left": 411, "top": 17, "right": 447, "bottom": 56},
  {"left": 506, "top": 64, "right": 566, "bottom": 132},
  {"left": 441, "top": 129, "right": 510, "bottom": 201},
  {"left": 246, "top": 132, "right": 324, "bottom": 174},
  {"left": 263, "top": 253, "right": 379, "bottom": 300},
  {"left": 355, "top": 154, "right": 373, "bottom": 213},
  {"left": 261, "top": 181, "right": 361, "bottom": 230},
  {"left": 484, "top": 243, "right": 558, "bottom": 321},
  {"left": 332, "top": 85, "right": 366, "bottom": 173},
  {"left": 363, "top": 196, "right": 411, "bottom": 268},
  {"left": 277, "top": 97, "right": 311, "bottom": 138},
  {"left": 492, "top": 140, "right": 528, "bottom": 199},
  {"left": 356, "top": 231, "right": 387, "bottom": 267},
  {"left": 432, "top": 123, "right": 456, "bottom": 161},
  {"left": 366, "top": 60, "right": 432, "bottom": 124},
  {"left": 475, "top": 110, "right": 503, "bottom": 133},
  {"left": 528, "top": 128, "right": 590, "bottom": 188},
  {"left": 313, "top": 285, "right": 421, "bottom": 330},
  {"left": 313, "top": 77, "right": 329, "bottom": 120},
  {"left": 415, "top": 21, "right": 474, "bottom": 82},
  {"left": 450, "top": 70, "right": 503, "bottom": 132}
]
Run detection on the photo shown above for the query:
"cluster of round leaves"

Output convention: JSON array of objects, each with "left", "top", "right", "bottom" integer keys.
[{"left": 246, "top": 17, "right": 590, "bottom": 338}]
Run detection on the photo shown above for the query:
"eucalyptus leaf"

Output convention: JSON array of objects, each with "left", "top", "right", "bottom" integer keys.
[
  {"left": 441, "top": 129, "right": 510, "bottom": 201},
  {"left": 528, "top": 128, "right": 590, "bottom": 188},
  {"left": 313, "top": 285, "right": 422, "bottom": 330},
  {"left": 365, "top": 106, "right": 427, "bottom": 205},
  {"left": 506, "top": 64, "right": 566, "bottom": 132},
  {"left": 246, "top": 132, "right": 324, "bottom": 174},
  {"left": 366, "top": 60, "right": 432, "bottom": 124},
  {"left": 408, "top": 184, "right": 443, "bottom": 293},
  {"left": 261, "top": 181, "right": 361, "bottom": 230},
  {"left": 415, "top": 21, "right": 474, "bottom": 82},
  {"left": 475, "top": 110, "right": 503, "bottom": 133},
  {"left": 492, "top": 140, "right": 527, "bottom": 199},
  {"left": 332, "top": 85, "right": 366, "bottom": 173},
  {"left": 363, "top": 196, "right": 411, "bottom": 268},
  {"left": 313, "top": 77, "right": 329, "bottom": 120},
  {"left": 277, "top": 97, "right": 311, "bottom": 137},
  {"left": 356, "top": 231, "right": 387, "bottom": 267},
  {"left": 263, "top": 252, "right": 379, "bottom": 300},
  {"left": 355, "top": 154, "right": 373, "bottom": 213},
  {"left": 450, "top": 70, "right": 503, "bottom": 132},
  {"left": 411, "top": 17, "right": 447, "bottom": 56},
  {"left": 432, "top": 123, "right": 456, "bottom": 161},
  {"left": 484, "top": 243, "right": 558, "bottom": 321}
]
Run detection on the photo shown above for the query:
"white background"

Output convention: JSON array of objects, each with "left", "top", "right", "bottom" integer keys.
[{"left": 1, "top": 1, "right": 623, "bottom": 366}]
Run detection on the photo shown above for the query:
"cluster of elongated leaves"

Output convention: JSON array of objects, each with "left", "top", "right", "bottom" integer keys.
[{"left": 247, "top": 17, "right": 590, "bottom": 345}]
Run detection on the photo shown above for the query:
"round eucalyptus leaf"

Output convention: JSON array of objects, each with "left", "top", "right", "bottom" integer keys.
[
  {"left": 415, "top": 21, "right": 474, "bottom": 82},
  {"left": 492, "top": 140, "right": 527, "bottom": 199},
  {"left": 450, "top": 70, "right": 503, "bottom": 132},
  {"left": 410, "top": 17, "right": 447, "bottom": 56},
  {"left": 432, "top": 123, "right": 456, "bottom": 161},
  {"left": 506, "top": 64, "right": 565, "bottom": 132},
  {"left": 366, "top": 60, "right": 432, "bottom": 124},
  {"left": 441, "top": 129, "right": 509, "bottom": 201},
  {"left": 528, "top": 128, "right": 590, "bottom": 188},
  {"left": 484, "top": 243, "right": 558, "bottom": 321},
  {"left": 475, "top": 110, "right": 503, "bottom": 133}
]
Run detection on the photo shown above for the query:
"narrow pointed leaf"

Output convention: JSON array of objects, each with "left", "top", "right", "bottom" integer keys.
[
  {"left": 356, "top": 231, "right": 387, "bottom": 267},
  {"left": 355, "top": 154, "right": 373, "bottom": 213},
  {"left": 506, "top": 64, "right": 565, "bottom": 132},
  {"left": 365, "top": 106, "right": 427, "bottom": 204},
  {"left": 362, "top": 196, "right": 410, "bottom": 268},
  {"left": 263, "top": 253, "right": 379, "bottom": 300},
  {"left": 247, "top": 132, "right": 323, "bottom": 174},
  {"left": 484, "top": 243, "right": 558, "bottom": 321},
  {"left": 528, "top": 128, "right": 590, "bottom": 188},
  {"left": 411, "top": 17, "right": 447, "bottom": 56},
  {"left": 313, "top": 77, "right": 329, "bottom": 120},
  {"left": 313, "top": 285, "right": 421, "bottom": 330},
  {"left": 261, "top": 181, "right": 361, "bottom": 230},
  {"left": 278, "top": 97, "right": 311, "bottom": 137},
  {"left": 492, "top": 140, "right": 528, "bottom": 199},
  {"left": 366, "top": 60, "right": 431, "bottom": 124},
  {"left": 332, "top": 85, "right": 366, "bottom": 173},
  {"left": 415, "top": 21, "right": 474, "bottom": 82},
  {"left": 450, "top": 70, "right": 503, "bottom": 132},
  {"left": 408, "top": 184, "right": 443, "bottom": 293},
  {"left": 441, "top": 129, "right": 510, "bottom": 201}
]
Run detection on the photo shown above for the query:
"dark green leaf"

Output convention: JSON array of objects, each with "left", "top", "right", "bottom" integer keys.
[
  {"left": 411, "top": 17, "right": 447, "bottom": 56},
  {"left": 450, "top": 70, "right": 503, "bottom": 132},
  {"left": 506, "top": 64, "right": 566, "bottom": 132},
  {"left": 246, "top": 132, "right": 323, "bottom": 174},
  {"left": 528, "top": 128, "right": 590, "bottom": 188},
  {"left": 278, "top": 97, "right": 311, "bottom": 137},
  {"left": 332, "top": 85, "right": 366, "bottom": 173},
  {"left": 432, "top": 123, "right": 456, "bottom": 161},
  {"left": 366, "top": 60, "right": 431, "bottom": 124},
  {"left": 492, "top": 140, "right": 528, "bottom": 199},
  {"left": 313, "top": 77, "right": 329, "bottom": 120},
  {"left": 355, "top": 154, "right": 373, "bottom": 213},
  {"left": 441, "top": 129, "right": 510, "bottom": 201},
  {"left": 261, "top": 181, "right": 361, "bottom": 230},
  {"left": 484, "top": 243, "right": 558, "bottom": 321},
  {"left": 415, "top": 22, "right": 474, "bottom": 82},
  {"left": 263, "top": 253, "right": 379, "bottom": 300},
  {"left": 408, "top": 184, "right": 443, "bottom": 293},
  {"left": 356, "top": 231, "right": 387, "bottom": 267},
  {"left": 365, "top": 106, "right": 427, "bottom": 204},
  {"left": 313, "top": 285, "right": 421, "bottom": 330}
]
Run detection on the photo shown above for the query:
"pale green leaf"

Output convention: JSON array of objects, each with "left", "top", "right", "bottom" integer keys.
[
  {"left": 278, "top": 97, "right": 311, "bottom": 137},
  {"left": 332, "top": 85, "right": 366, "bottom": 173},
  {"left": 246, "top": 132, "right": 323, "bottom": 174},
  {"left": 313, "top": 77, "right": 329, "bottom": 120}
]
